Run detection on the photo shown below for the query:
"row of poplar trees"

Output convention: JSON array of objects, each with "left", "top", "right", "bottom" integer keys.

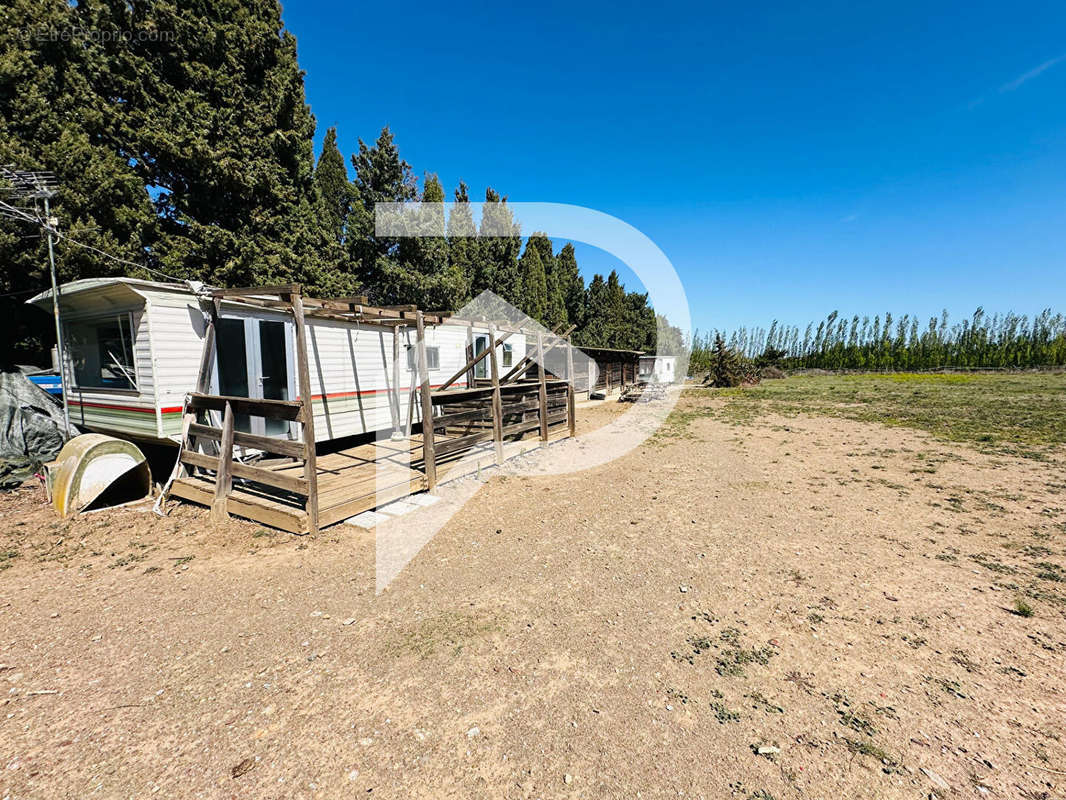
[
  {"left": 690, "top": 308, "right": 1066, "bottom": 372},
  {"left": 0, "top": 0, "right": 665, "bottom": 361}
]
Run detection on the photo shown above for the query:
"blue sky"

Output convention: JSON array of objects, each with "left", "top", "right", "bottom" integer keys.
[{"left": 282, "top": 0, "right": 1066, "bottom": 335}]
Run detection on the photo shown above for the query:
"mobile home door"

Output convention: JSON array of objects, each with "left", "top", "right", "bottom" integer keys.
[{"left": 213, "top": 315, "right": 296, "bottom": 437}]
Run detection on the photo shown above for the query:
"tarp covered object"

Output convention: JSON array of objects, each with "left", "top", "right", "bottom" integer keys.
[{"left": 0, "top": 372, "right": 73, "bottom": 489}]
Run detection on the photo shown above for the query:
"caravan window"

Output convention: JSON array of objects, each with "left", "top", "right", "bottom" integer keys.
[
  {"left": 65, "top": 313, "right": 138, "bottom": 391},
  {"left": 406, "top": 346, "right": 440, "bottom": 371}
]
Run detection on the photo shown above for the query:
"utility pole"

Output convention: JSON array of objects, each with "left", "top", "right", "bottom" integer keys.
[
  {"left": 0, "top": 166, "right": 70, "bottom": 438},
  {"left": 42, "top": 194, "right": 71, "bottom": 438}
]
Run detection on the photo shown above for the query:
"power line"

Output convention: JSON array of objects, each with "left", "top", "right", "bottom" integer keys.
[
  {"left": 0, "top": 286, "right": 46, "bottom": 299},
  {"left": 47, "top": 227, "right": 187, "bottom": 284}
]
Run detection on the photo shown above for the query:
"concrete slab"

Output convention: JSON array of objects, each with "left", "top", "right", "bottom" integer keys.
[
  {"left": 378, "top": 500, "right": 420, "bottom": 517},
  {"left": 345, "top": 510, "right": 388, "bottom": 529},
  {"left": 409, "top": 494, "right": 441, "bottom": 507}
]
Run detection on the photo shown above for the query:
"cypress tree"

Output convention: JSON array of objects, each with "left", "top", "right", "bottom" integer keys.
[
  {"left": 603, "top": 270, "right": 628, "bottom": 348},
  {"left": 405, "top": 174, "right": 465, "bottom": 310},
  {"left": 526, "top": 233, "right": 564, "bottom": 327},
  {"left": 579, "top": 273, "right": 609, "bottom": 346},
  {"left": 556, "top": 243, "right": 585, "bottom": 330},
  {"left": 446, "top": 181, "right": 477, "bottom": 303},
  {"left": 314, "top": 127, "right": 351, "bottom": 245},
  {"left": 477, "top": 188, "right": 521, "bottom": 305},
  {"left": 348, "top": 126, "right": 417, "bottom": 303},
  {"left": 517, "top": 239, "right": 548, "bottom": 322},
  {"left": 626, "top": 290, "right": 656, "bottom": 351}
]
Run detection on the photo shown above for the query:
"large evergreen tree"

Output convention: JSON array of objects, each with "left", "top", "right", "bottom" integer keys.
[
  {"left": 348, "top": 126, "right": 417, "bottom": 303},
  {"left": 0, "top": 0, "right": 356, "bottom": 361},
  {"left": 0, "top": 0, "right": 159, "bottom": 359},
  {"left": 314, "top": 127, "right": 351, "bottom": 246},
  {"left": 403, "top": 174, "right": 465, "bottom": 310},
  {"left": 313, "top": 127, "right": 352, "bottom": 280},
  {"left": 603, "top": 270, "right": 628, "bottom": 348},
  {"left": 556, "top": 243, "right": 585, "bottom": 330},
  {"left": 517, "top": 239, "right": 548, "bottom": 322},
  {"left": 578, "top": 273, "right": 609, "bottom": 346},
  {"left": 476, "top": 188, "right": 521, "bottom": 304},
  {"left": 446, "top": 181, "right": 477, "bottom": 305},
  {"left": 525, "top": 233, "right": 566, "bottom": 328},
  {"left": 100, "top": 0, "right": 342, "bottom": 290}
]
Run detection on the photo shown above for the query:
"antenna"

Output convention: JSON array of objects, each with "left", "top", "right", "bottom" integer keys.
[{"left": 0, "top": 165, "right": 71, "bottom": 437}]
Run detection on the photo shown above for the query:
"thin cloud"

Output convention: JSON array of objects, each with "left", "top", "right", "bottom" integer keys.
[{"left": 999, "top": 53, "right": 1066, "bottom": 93}]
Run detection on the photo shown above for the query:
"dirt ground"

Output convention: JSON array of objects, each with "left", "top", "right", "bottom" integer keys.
[{"left": 2, "top": 392, "right": 1065, "bottom": 799}]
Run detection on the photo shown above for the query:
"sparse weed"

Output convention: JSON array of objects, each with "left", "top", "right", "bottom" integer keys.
[{"left": 1012, "top": 598, "right": 1035, "bottom": 617}]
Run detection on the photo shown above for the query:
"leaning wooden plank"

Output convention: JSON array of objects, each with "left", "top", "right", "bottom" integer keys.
[
  {"left": 500, "top": 324, "right": 576, "bottom": 383},
  {"left": 437, "top": 327, "right": 520, "bottom": 394},
  {"left": 187, "top": 423, "right": 305, "bottom": 458},
  {"left": 210, "top": 401, "right": 235, "bottom": 522},
  {"left": 181, "top": 450, "right": 309, "bottom": 494},
  {"left": 188, "top": 393, "right": 303, "bottom": 421}
]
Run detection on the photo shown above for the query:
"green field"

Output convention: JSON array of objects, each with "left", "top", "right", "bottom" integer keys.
[{"left": 686, "top": 372, "right": 1066, "bottom": 459}]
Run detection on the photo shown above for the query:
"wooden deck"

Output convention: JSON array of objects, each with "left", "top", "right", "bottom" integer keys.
[
  {"left": 169, "top": 426, "right": 567, "bottom": 534},
  {"left": 165, "top": 285, "right": 578, "bottom": 534}
]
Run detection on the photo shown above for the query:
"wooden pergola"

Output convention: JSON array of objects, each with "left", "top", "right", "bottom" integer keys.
[{"left": 165, "top": 285, "right": 578, "bottom": 534}]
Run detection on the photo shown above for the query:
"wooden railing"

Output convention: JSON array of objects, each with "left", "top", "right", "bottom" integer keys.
[{"left": 173, "top": 286, "right": 320, "bottom": 533}]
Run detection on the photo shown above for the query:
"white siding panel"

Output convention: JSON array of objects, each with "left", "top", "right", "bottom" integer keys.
[{"left": 145, "top": 295, "right": 209, "bottom": 437}]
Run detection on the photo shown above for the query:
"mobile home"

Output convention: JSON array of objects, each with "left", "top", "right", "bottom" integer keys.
[
  {"left": 29, "top": 279, "right": 579, "bottom": 533},
  {"left": 639, "top": 355, "right": 677, "bottom": 383},
  {"left": 28, "top": 278, "right": 527, "bottom": 445}
]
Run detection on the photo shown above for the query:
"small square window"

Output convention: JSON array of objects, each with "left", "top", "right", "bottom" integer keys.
[
  {"left": 502, "top": 343, "right": 513, "bottom": 367},
  {"left": 406, "top": 346, "right": 440, "bottom": 371}
]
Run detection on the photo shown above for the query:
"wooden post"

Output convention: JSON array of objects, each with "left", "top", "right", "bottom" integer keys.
[
  {"left": 390, "top": 325, "right": 402, "bottom": 434},
  {"left": 588, "top": 359, "right": 594, "bottom": 400},
  {"left": 566, "top": 335, "right": 576, "bottom": 437},
  {"left": 465, "top": 321, "right": 475, "bottom": 388},
  {"left": 290, "top": 289, "right": 319, "bottom": 534},
  {"left": 210, "top": 400, "right": 234, "bottom": 522},
  {"left": 488, "top": 323, "right": 504, "bottom": 465},
  {"left": 537, "top": 331, "right": 549, "bottom": 442},
  {"left": 416, "top": 311, "right": 437, "bottom": 490}
]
